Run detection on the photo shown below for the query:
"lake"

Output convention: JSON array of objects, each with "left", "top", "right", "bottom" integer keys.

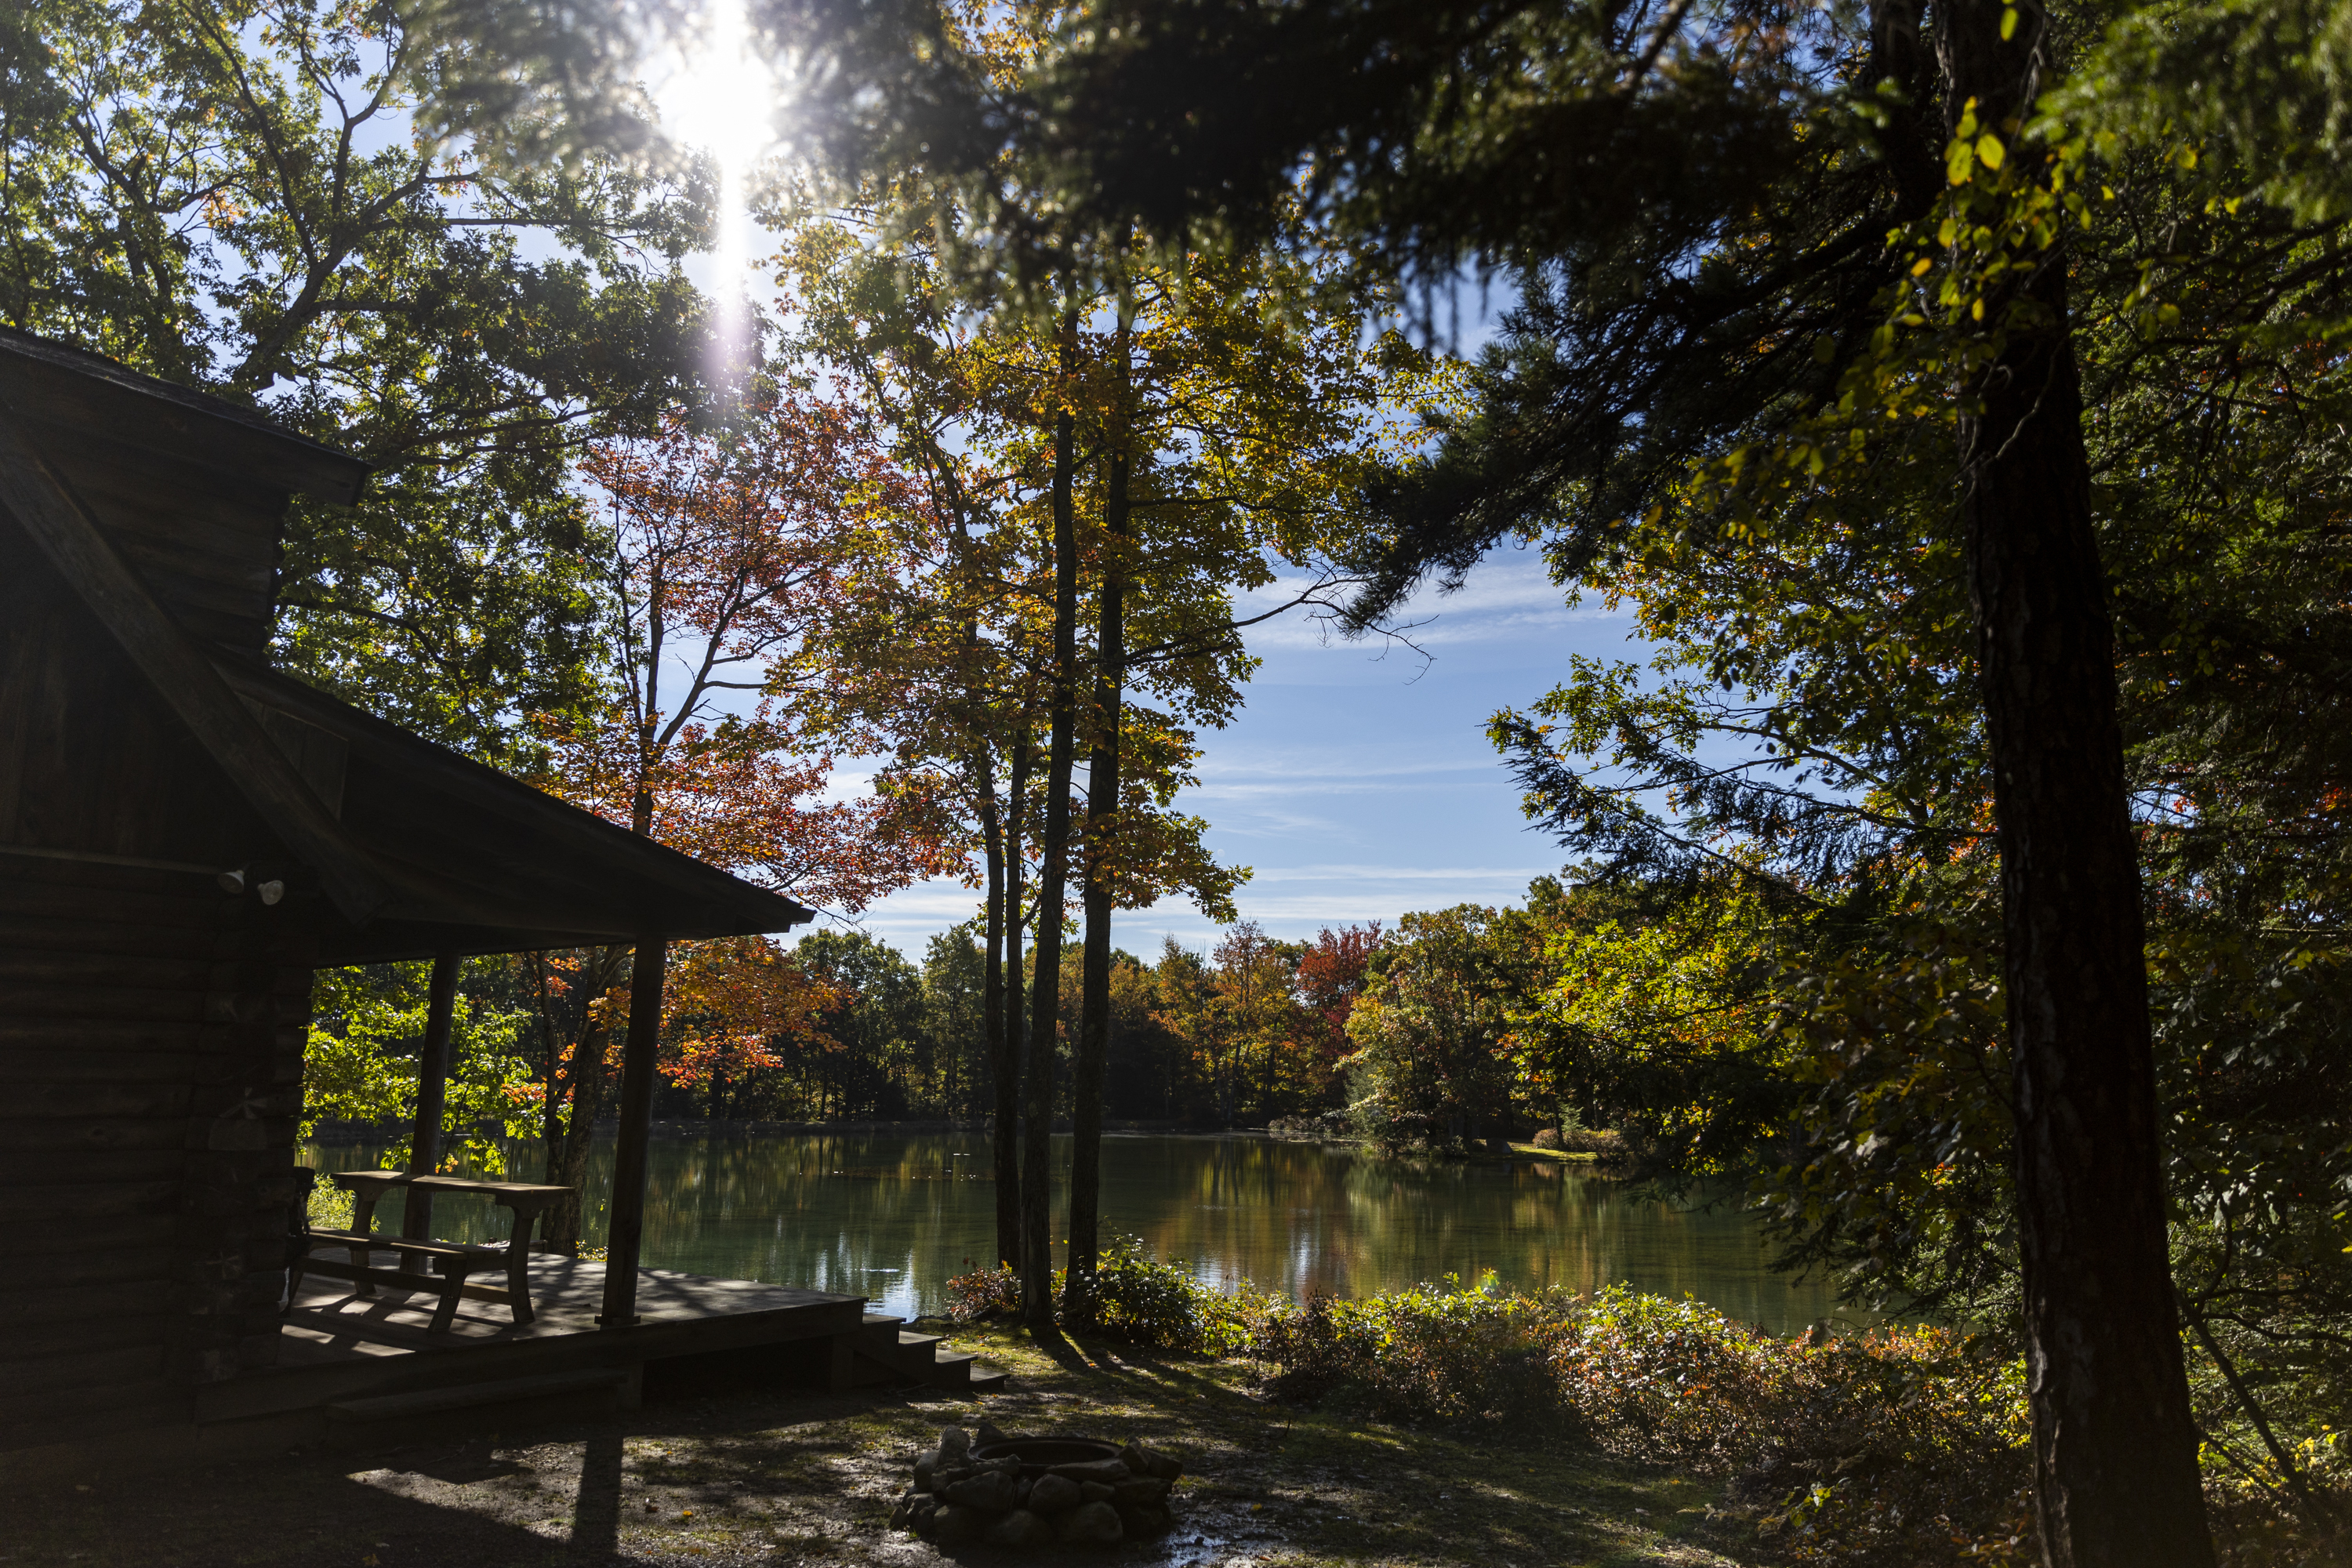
[{"left": 303, "top": 1131, "right": 1859, "bottom": 1335}]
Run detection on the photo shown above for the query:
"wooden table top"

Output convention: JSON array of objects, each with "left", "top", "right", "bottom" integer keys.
[
  {"left": 327, "top": 1170, "right": 571, "bottom": 1203},
  {"left": 408, "top": 1174, "right": 571, "bottom": 1203}
]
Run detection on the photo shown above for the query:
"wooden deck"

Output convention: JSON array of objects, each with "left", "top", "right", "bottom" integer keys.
[
  {"left": 192, "top": 1250, "right": 870, "bottom": 1435},
  {"left": 279, "top": 1250, "right": 849, "bottom": 1360}
]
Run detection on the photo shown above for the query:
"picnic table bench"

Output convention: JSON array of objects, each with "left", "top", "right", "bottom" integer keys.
[{"left": 294, "top": 1170, "right": 572, "bottom": 1331}]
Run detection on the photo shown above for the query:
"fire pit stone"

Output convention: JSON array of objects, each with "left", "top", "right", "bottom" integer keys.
[{"left": 891, "top": 1422, "right": 1184, "bottom": 1548}]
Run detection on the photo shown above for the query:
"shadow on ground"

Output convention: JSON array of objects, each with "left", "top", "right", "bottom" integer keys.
[{"left": 1, "top": 1330, "right": 1759, "bottom": 1568}]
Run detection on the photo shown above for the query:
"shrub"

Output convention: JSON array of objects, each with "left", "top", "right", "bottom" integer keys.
[
  {"left": 944, "top": 1261, "right": 1021, "bottom": 1323},
  {"left": 943, "top": 1239, "right": 1265, "bottom": 1353},
  {"left": 1253, "top": 1279, "right": 2032, "bottom": 1566},
  {"left": 304, "top": 1180, "right": 354, "bottom": 1230},
  {"left": 1257, "top": 1269, "right": 1565, "bottom": 1423},
  {"left": 1088, "top": 1235, "right": 1261, "bottom": 1354},
  {"left": 1531, "top": 1127, "right": 1563, "bottom": 1149}
]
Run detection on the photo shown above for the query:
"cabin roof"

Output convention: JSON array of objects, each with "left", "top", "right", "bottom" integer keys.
[
  {"left": 220, "top": 660, "right": 815, "bottom": 963},
  {"left": 0, "top": 329, "right": 815, "bottom": 956},
  {"left": 0, "top": 327, "right": 371, "bottom": 506}
]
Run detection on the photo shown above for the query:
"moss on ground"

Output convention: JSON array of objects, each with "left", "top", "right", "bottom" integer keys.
[{"left": 1, "top": 1325, "right": 1758, "bottom": 1567}]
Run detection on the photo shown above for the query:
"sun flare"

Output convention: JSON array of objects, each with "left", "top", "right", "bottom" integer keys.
[{"left": 652, "top": 0, "right": 779, "bottom": 381}]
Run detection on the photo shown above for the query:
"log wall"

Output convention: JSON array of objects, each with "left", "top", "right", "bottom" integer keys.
[
  {"left": 0, "top": 448, "right": 320, "bottom": 1449},
  {"left": 0, "top": 856, "right": 314, "bottom": 1449}
]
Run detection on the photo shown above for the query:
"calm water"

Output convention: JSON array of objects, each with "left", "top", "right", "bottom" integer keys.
[{"left": 303, "top": 1132, "right": 1857, "bottom": 1334}]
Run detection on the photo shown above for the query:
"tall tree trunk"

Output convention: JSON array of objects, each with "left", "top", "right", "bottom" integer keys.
[
  {"left": 1941, "top": 3, "right": 2212, "bottom": 1560},
  {"left": 978, "top": 749, "right": 1022, "bottom": 1269},
  {"left": 1022, "top": 314, "right": 1083, "bottom": 1331},
  {"left": 1065, "top": 316, "right": 1132, "bottom": 1326},
  {"left": 1005, "top": 735, "right": 1033, "bottom": 1269}
]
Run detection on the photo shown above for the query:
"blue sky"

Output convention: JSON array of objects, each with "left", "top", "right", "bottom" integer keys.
[{"left": 837, "top": 550, "right": 1652, "bottom": 958}]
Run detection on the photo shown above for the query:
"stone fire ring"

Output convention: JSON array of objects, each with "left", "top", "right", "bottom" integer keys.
[{"left": 891, "top": 1422, "right": 1185, "bottom": 1550}]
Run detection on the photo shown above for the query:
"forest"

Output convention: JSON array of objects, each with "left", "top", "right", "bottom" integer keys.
[
  {"left": 10, "top": 0, "right": 2352, "bottom": 1561},
  {"left": 299, "top": 919, "right": 1381, "bottom": 1135}
]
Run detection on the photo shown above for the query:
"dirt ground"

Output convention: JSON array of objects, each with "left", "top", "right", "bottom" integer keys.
[{"left": 2, "top": 1326, "right": 1757, "bottom": 1568}]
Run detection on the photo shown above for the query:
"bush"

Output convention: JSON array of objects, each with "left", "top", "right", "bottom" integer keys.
[
  {"left": 1255, "top": 1269, "right": 1563, "bottom": 1423},
  {"left": 1531, "top": 1127, "right": 1563, "bottom": 1149},
  {"left": 942, "top": 1238, "right": 1265, "bottom": 1354},
  {"left": 944, "top": 1262, "right": 1021, "bottom": 1323},
  {"left": 1254, "top": 1279, "right": 2032, "bottom": 1566},
  {"left": 1089, "top": 1235, "right": 1261, "bottom": 1354},
  {"left": 305, "top": 1179, "right": 354, "bottom": 1230}
]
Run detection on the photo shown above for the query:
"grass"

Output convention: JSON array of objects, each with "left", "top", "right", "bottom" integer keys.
[{"left": 0, "top": 1323, "right": 1755, "bottom": 1568}]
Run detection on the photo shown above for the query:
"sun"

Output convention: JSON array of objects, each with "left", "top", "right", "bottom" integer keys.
[
  {"left": 652, "top": 0, "right": 781, "bottom": 366},
  {"left": 654, "top": 0, "right": 777, "bottom": 184}
]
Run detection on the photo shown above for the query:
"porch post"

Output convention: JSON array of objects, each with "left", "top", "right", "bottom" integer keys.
[
  {"left": 401, "top": 950, "right": 460, "bottom": 1240},
  {"left": 598, "top": 937, "right": 667, "bottom": 1328}
]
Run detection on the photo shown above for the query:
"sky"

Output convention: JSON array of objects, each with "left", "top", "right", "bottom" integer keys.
[{"left": 835, "top": 552, "right": 1651, "bottom": 958}]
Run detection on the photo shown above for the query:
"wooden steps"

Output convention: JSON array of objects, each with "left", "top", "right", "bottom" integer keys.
[{"left": 853, "top": 1313, "right": 1007, "bottom": 1394}]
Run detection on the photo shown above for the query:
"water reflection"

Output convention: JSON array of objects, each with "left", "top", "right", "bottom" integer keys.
[{"left": 304, "top": 1132, "right": 1853, "bottom": 1334}]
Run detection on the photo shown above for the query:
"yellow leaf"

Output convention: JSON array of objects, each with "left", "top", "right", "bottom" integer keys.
[
  {"left": 1976, "top": 134, "right": 2005, "bottom": 170},
  {"left": 1911, "top": 256, "right": 1934, "bottom": 277},
  {"left": 1971, "top": 299, "right": 1985, "bottom": 321},
  {"left": 2000, "top": 6, "right": 2019, "bottom": 39}
]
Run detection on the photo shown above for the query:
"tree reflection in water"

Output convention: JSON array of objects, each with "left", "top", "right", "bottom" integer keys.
[{"left": 304, "top": 1133, "right": 1859, "bottom": 1334}]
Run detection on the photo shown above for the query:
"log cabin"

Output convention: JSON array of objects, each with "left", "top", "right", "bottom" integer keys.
[{"left": 0, "top": 328, "right": 884, "bottom": 1471}]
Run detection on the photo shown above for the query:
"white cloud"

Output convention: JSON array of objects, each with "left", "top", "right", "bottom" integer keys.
[{"left": 1232, "top": 549, "right": 1623, "bottom": 656}]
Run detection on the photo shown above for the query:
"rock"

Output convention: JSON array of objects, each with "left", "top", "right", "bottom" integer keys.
[
  {"left": 929, "top": 1463, "right": 972, "bottom": 1494},
  {"left": 908, "top": 1498, "right": 940, "bottom": 1536},
  {"left": 1132, "top": 1445, "right": 1185, "bottom": 1482},
  {"left": 1028, "top": 1473, "right": 1083, "bottom": 1515},
  {"left": 970, "top": 1456, "right": 1022, "bottom": 1478},
  {"left": 913, "top": 1450, "right": 939, "bottom": 1491},
  {"left": 1116, "top": 1501, "right": 1173, "bottom": 1537},
  {"left": 1048, "top": 1457, "right": 1136, "bottom": 1485},
  {"left": 1014, "top": 1475, "right": 1033, "bottom": 1508},
  {"left": 1057, "top": 1500, "right": 1125, "bottom": 1546},
  {"left": 1079, "top": 1481, "right": 1117, "bottom": 1504},
  {"left": 1113, "top": 1476, "right": 1171, "bottom": 1507},
  {"left": 975, "top": 1421, "right": 1009, "bottom": 1450},
  {"left": 1120, "top": 1441, "right": 1152, "bottom": 1475},
  {"left": 986, "top": 1508, "right": 1056, "bottom": 1548},
  {"left": 943, "top": 1469, "right": 1018, "bottom": 1512},
  {"left": 932, "top": 1504, "right": 986, "bottom": 1546},
  {"left": 938, "top": 1426, "right": 972, "bottom": 1461}
]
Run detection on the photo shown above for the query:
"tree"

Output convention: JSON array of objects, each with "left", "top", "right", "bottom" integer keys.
[
  {"left": 1294, "top": 921, "right": 1381, "bottom": 1098},
  {"left": 660, "top": 935, "right": 840, "bottom": 1120},
  {"left": 793, "top": 930, "right": 929, "bottom": 1117},
  {"left": 3, "top": 0, "right": 713, "bottom": 759},
  {"left": 920, "top": 925, "right": 990, "bottom": 1117},
  {"left": 1343, "top": 906, "right": 1534, "bottom": 1149},
  {"left": 300, "top": 960, "right": 539, "bottom": 1170},
  {"left": 524, "top": 393, "right": 954, "bottom": 1236}
]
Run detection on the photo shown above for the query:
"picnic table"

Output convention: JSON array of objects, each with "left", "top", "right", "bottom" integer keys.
[{"left": 295, "top": 1170, "right": 572, "bottom": 1331}]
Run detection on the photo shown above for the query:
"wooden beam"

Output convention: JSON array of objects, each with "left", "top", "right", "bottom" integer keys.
[
  {"left": 400, "top": 952, "right": 460, "bottom": 1242},
  {"left": 0, "top": 402, "right": 386, "bottom": 924},
  {"left": 597, "top": 939, "right": 667, "bottom": 1330}
]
